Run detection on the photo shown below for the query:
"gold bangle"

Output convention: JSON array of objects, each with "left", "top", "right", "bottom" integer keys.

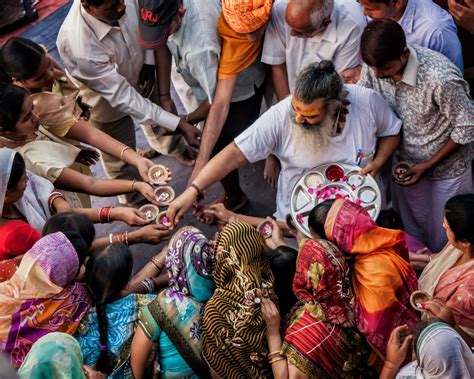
[
  {"left": 120, "top": 146, "right": 132, "bottom": 161},
  {"left": 269, "top": 357, "right": 286, "bottom": 364},
  {"left": 131, "top": 179, "right": 137, "bottom": 193}
]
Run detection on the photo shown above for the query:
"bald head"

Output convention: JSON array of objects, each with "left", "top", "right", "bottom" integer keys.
[{"left": 285, "top": 0, "right": 334, "bottom": 38}]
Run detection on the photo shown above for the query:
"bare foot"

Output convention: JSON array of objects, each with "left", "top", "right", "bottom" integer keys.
[{"left": 264, "top": 155, "right": 281, "bottom": 188}]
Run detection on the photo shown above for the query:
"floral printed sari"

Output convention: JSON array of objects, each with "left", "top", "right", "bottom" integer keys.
[
  {"left": 0, "top": 233, "right": 91, "bottom": 367},
  {"left": 138, "top": 226, "right": 215, "bottom": 378},
  {"left": 325, "top": 199, "right": 419, "bottom": 359},
  {"left": 282, "top": 239, "right": 368, "bottom": 378}
]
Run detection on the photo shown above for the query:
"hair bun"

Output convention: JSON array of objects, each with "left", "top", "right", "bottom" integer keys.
[{"left": 317, "top": 60, "right": 335, "bottom": 74}]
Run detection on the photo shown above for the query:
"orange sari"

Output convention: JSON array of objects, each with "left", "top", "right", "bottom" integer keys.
[
  {"left": 325, "top": 200, "right": 419, "bottom": 359},
  {"left": 217, "top": 14, "right": 263, "bottom": 80}
]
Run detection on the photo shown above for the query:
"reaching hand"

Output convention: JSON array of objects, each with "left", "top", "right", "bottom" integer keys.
[
  {"left": 202, "top": 203, "right": 235, "bottom": 225},
  {"left": 134, "top": 182, "right": 160, "bottom": 205},
  {"left": 260, "top": 217, "right": 285, "bottom": 250},
  {"left": 110, "top": 207, "right": 150, "bottom": 226},
  {"left": 166, "top": 187, "right": 199, "bottom": 226},
  {"left": 385, "top": 325, "right": 413, "bottom": 370},
  {"left": 178, "top": 120, "right": 201, "bottom": 148},
  {"left": 76, "top": 148, "right": 100, "bottom": 166},
  {"left": 136, "top": 158, "right": 155, "bottom": 183},
  {"left": 395, "top": 163, "right": 429, "bottom": 186},
  {"left": 424, "top": 299, "right": 456, "bottom": 327},
  {"left": 409, "top": 248, "right": 431, "bottom": 271},
  {"left": 261, "top": 298, "right": 281, "bottom": 335},
  {"left": 138, "top": 64, "right": 155, "bottom": 98},
  {"left": 83, "top": 365, "right": 106, "bottom": 379},
  {"left": 359, "top": 159, "right": 382, "bottom": 177},
  {"left": 131, "top": 223, "right": 173, "bottom": 244},
  {"left": 448, "top": 0, "right": 474, "bottom": 34}
]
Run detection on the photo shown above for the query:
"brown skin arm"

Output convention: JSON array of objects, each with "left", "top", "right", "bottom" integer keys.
[
  {"left": 272, "top": 63, "right": 290, "bottom": 101},
  {"left": 65, "top": 119, "right": 154, "bottom": 182},
  {"left": 188, "top": 76, "right": 238, "bottom": 184},
  {"left": 398, "top": 138, "right": 462, "bottom": 185},
  {"left": 166, "top": 142, "right": 247, "bottom": 223},
  {"left": 131, "top": 326, "right": 155, "bottom": 379},
  {"left": 54, "top": 167, "right": 158, "bottom": 204},
  {"left": 359, "top": 134, "right": 401, "bottom": 176},
  {"left": 183, "top": 99, "right": 211, "bottom": 125}
]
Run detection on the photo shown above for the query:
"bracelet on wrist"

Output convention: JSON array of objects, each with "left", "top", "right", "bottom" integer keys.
[
  {"left": 120, "top": 146, "right": 132, "bottom": 161},
  {"left": 99, "top": 206, "right": 113, "bottom": 224},
  {"left": 189, "top": 183, "right": 204, "bottom": 202},
  {"left": 131, "top": 179, "right": 137, "bottom": 193},
  {"left": 159, "top": 93, "right": 170, "bottom": 98}
]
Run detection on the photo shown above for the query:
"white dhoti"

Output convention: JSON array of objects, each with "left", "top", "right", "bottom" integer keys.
[{"left": 392, "top": 167, "right": 472, "bottom": 253}]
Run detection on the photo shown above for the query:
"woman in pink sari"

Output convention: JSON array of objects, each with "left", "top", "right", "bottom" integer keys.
[
  {"left": 419, "top": 194, "right": 474, "bottom": 346},
  {"left": 309, "top": 199, "right": 419, "bottom": 362}
]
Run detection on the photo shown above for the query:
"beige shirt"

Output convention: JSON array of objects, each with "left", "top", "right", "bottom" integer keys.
[{"left": 57, "top": 0, "right": 179, "bottom": 130}]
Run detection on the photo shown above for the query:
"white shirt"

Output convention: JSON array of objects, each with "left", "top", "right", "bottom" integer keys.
[
  {"left": 57, "top": 0, "right": 179, "bottom": 129},
  {"left": 262, "top": 0, "right": 367, "bottom": 91},
  {"left": 234, "top": 85, "right": 402, "bottom": 220},
  {"left": 397, "top": 0, "right": 463, "bottom": 72},
  {"left": 167, "top": 0, "right": 265, "bottom": 104}
]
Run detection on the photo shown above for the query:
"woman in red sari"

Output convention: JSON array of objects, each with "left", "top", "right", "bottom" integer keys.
[{"left": 309, "top": 199, "right": 419, "bottom": 361}]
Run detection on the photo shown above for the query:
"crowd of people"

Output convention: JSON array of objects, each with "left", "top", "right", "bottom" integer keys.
[{"left": 0, "top": 0, "right": 473, "bottom": 377}]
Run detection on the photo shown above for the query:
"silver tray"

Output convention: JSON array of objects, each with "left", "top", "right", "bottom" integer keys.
[{"left": 290, "top": 163, "right": 381, "bottom": 237}]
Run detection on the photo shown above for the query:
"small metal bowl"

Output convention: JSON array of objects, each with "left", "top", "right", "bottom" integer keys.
[
  {"left": 156, "top": 210, "right": 172, "bottom": 227},
  {"left": 258, "top": 220, "right": 273, "bottom": 239},
  {"left": 410, "top": 290, "right": 432, "bottom": 312},
  {"left": 392, "top": 161, "right": 412, "bottom": 183},
  {"left": 148, "top": 164, "right": 169, "bottom": 185},
  {"left": 139, "top": 204, "right": 160, "bottom": 222},
  {"left": 154, "top": 186, "right": 175, "bottom": 206}
]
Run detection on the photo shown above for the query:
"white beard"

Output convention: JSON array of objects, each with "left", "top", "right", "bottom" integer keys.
[{"left": 290, "top": 114, "right": 335, "bottom": 162}]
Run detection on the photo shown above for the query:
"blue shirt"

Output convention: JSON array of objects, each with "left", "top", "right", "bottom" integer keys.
[{"left": 399, "top": 0, "right": 464, "bottom": 72}]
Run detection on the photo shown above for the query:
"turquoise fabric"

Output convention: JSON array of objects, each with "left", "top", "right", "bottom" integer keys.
[
  {"left": 75, "top": 294, "right": 155, "bottom": 369},
  {"left": 18, "top": 332, "right": 85, "bottom": 379}
]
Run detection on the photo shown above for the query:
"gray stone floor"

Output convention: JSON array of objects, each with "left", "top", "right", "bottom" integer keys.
[{"left": 91, "top": 108, "right": 277, "bottom": 274}]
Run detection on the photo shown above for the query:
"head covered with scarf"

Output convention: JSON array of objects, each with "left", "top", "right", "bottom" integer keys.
[
  {"left": 202, "top": 221, "right": 275, "bottom": 379},
  {"left": 218, "top": 0, "right": 273, "bottom": 79},
  {"left": 0, "top": 147, "right": 53, "bottom": 231},
  {"left": 323, "top": 199, "right": 419, "bottom": 359},
  {"left": 0, "top": 232, "right": 91, "bottom": 367},
  {"left": 141, "top": 226, "right": 215, "bottom": 377},
  {"left": 17, "top": 332, "right": 86, "bottom": 379},
  {"left": 222, "top": 0, "right": 273, "bottom": 34},
  {"left": 282, "top": 239, "right": 367, "bottom": 378}
]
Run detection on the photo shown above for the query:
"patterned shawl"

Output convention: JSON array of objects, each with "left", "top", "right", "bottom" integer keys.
[
  {"left": 0, "top": 233, "right": 91, "bottom": 367},
  {"left": 324, "top": 199, "right": 419, "bottom": 359},
  {"left": 17, "top": 332, "right": 86, "bottom": 379},
  {"left": 202, "top": 222, "right": 275, "bottom": 379},
  {"left": 142, "top": 226, "right": 215, "bottom": 378},
  {"left": 282, "top": 239, "right": 367, "bottom": 378},
  {"left": 0, "top": 147, "right": 53, "bottom": 231}
]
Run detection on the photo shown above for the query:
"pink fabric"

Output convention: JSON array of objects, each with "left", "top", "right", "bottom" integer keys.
[{"left": 434, "top": 262, "right": 474, "bottom": 332}]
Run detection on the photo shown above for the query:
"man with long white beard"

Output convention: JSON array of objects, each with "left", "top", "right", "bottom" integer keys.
[{"left": 166, "top": 61, "right": 402, "bottom": 225}]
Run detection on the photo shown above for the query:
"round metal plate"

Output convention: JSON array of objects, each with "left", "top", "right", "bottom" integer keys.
[{"left": 290, "top": 163, "right": 382, "bottom": 237}]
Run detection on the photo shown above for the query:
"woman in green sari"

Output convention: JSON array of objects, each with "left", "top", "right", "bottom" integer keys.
[{"left": 131, "top": 226, "right": 215, "bottom": 379}]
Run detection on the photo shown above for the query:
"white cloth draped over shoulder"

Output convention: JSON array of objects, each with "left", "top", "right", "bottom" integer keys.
[{"left": 0, "top": 148, "right": 53, "bottom": 232}]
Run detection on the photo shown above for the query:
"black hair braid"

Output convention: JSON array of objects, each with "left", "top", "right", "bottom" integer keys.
[{"left": 95, "top": 300, "right": 114, "bottom": 374}]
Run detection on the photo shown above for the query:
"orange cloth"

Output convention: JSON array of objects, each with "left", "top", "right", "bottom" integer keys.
[
  {"left": 222, "top": 0, "right": 273, "bottom": 34},
  {"left": 217, "top": 14, "right": 263, "bottom": 80}
]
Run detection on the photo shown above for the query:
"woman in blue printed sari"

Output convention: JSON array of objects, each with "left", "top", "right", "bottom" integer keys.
[{"left": 130, "top": 226, "right": 215, "bottom": 379}]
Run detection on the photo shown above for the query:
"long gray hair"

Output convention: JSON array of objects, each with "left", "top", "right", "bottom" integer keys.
[{"left": 293, "top": 60, "right": 344, "bottom": 106}]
